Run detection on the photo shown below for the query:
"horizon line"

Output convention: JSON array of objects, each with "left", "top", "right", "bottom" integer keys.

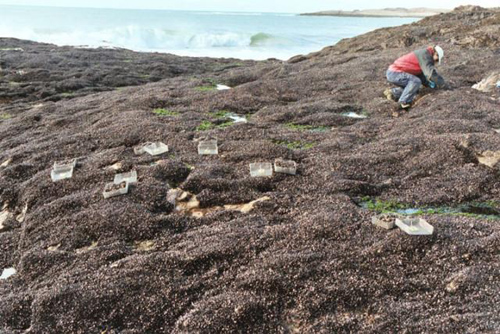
[
  {"left": 2, "top": 3, "right": 295, "bottom": 14},
  {"left": 0, "top": 3, "right": 460, "bottom": 14}
]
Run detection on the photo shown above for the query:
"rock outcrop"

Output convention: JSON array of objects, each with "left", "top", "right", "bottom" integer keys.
[{"left": 473, "top": 70, "right": 500, "bottom": 92}]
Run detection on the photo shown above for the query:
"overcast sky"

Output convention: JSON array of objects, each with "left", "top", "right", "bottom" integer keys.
[{"left": 0, "top": 0, "right": 497, "bottom": 13}]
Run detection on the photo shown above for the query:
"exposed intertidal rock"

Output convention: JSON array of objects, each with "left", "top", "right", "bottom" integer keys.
[
  {"left": 472, "top": 70, "right": 500, "bottom": 92},
  {"left": 1, "top": 6, "right": 500, "bottom": 334},
  {"left": 0, "top": 39, "right": 256, "bottom": 104},
  {"left": 168, "top": 187, "right": 272, "bottom": 218},
  {"left": 477, "top": 150, "right": 500, "bottom": 168},
  {"left": 0, "top": 210, "right": 12, "bottom": 232}
]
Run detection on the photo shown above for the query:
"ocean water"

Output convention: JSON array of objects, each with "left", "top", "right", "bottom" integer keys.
[{"left": 0, "top": 5, "right": 418, "bottom": 60}]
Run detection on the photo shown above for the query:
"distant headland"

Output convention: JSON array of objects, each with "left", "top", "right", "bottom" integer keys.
[{"left": 301, "top": 7, "right": 451, "bottom": 18}]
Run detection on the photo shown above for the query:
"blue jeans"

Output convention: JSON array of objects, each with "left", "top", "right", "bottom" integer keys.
[{"left": 386, "top": 70, "right": 422, "bottom": 104}]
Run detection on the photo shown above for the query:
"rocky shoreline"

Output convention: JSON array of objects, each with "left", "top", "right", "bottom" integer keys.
[{"left": 1, "top": 5, "right": 499, "bottom": 333}]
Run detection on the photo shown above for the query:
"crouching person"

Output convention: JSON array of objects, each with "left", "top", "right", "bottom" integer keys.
[{"left": 385, "top": 46, "right": 446, "bottom": 112}]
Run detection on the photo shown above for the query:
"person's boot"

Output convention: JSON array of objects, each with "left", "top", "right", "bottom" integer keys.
[
  {"left": 392, "top": 103, "right": 411, "bottom": 118},
  {"left": 400, "top": 103, "right": 411, "bottom": 110},
  {"left": 384, "top": 89, "right": 396, "bottom": 102}
]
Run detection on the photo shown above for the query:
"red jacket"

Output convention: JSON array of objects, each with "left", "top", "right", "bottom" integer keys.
[{"left": 389, "top": 47, "right": 435, "bottom": 75}]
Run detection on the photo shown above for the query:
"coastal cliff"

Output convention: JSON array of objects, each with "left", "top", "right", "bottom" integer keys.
[{"left": 1, "top": 5, "right": 499, "bottom": 333}]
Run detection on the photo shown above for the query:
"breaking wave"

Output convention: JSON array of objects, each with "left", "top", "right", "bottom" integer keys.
[
  {"left": 0, "top": 25, "right": 292, "bottom": 51},
  {"left": 250, "top": 32, "right": 275, "bottom": 46}
]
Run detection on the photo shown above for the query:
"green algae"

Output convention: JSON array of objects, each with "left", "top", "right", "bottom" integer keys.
[
  {"left": 196, "top": 121, "right": 214, "bottom": 131},
  {"left": 285, "top": 123, "right": 329, "bottom": 132},
  {"left": 359, "top": 197, "right": 500, "bottom": 220},
  {"left": 153, "top": 108, "right": 179, "bottom": 117},
  {"left": 0, "top": 113, "right": 12, "bottom": 120},
  {"left": 195, "top": 86, "right": 217, "bottom": 92},
  {"left": 209, "top": 110, "right": 231, "bottom": 119}
]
